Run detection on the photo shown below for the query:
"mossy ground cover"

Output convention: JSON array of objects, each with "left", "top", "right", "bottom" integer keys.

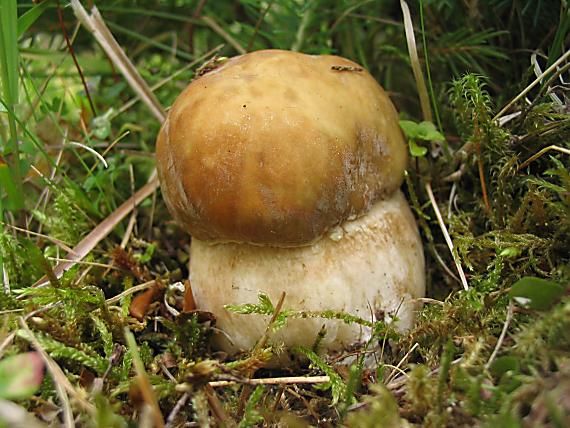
[{"left": 0, "top": 1, "right": 569, "bottom": 426}]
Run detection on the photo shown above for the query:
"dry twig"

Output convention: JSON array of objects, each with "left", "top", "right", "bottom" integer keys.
[
  {"left": 106, "top": 279, "right": 157, "bottom": 305},
  {"left": 208, "top": 375, "right": 330, "bottom": 388},
  {"left": 70, "top": 0, "right": 165, "bottom": 122}
]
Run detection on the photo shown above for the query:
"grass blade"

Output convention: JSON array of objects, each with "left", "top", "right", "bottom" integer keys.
[
  {"left": 17, "top": 1, "right": 49, "bottom": 37},
  {"left": 400, "top": 0, "right": 432, "bottom": 122},
  {"left": 0, "top": 0, "right": 23, "bottom": 210}
]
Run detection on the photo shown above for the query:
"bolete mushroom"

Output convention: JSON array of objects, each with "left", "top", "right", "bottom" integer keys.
[{"left": 156, "top": 50, "right": 425, "bottom": 355}]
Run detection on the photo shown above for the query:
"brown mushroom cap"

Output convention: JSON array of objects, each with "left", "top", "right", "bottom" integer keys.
[{"left": 156, "top": 49, "right": 407, "bottom": 246}]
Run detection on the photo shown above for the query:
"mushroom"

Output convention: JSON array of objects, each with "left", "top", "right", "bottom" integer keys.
[{"left": 156, "top": 50, "right": 425, "bottom": 355}]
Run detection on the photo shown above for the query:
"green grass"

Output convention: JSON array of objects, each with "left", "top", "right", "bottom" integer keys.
[{"left": 0, "top": 0, "right": 569, "bottom": 426}]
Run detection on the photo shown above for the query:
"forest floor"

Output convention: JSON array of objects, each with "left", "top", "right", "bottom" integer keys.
[{"left": 0, "top": 1, "right": 569, "bottom": 427}]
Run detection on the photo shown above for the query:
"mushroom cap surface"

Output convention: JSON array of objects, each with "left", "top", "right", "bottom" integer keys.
[
  {"left": 189, "top": 191, "right": 425, "bottom": 355},
  {"left": 157, "top": 50, "right": 407, "bottom": 246}
]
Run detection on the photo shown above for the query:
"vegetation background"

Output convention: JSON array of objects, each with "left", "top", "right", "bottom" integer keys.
[{"left": 0, "top": 0, "right": 569, "bottom": 426}]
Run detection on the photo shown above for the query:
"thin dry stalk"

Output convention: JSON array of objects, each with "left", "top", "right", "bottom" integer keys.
[
  {"left": 494, "top": 48, "right": 570, "bottom": 121},
  {"left": 517, "top": 144, "right": 570, "bottom": 170},
  {"left": 120, "top": 164, "right": 138, "bottom": 248},
  {"left": 388, "top": 358, "right": 461, "bottom": 391},
  {"left": 531, "top": 53, "right": 563, "bottom": 105},
  {"left": 209, "top": 375, "right": 330, "bottom": 388},
  {"left": 146, "top": 186, "right": 158, "bottom": 241},
  {"left": 120, "top": 213, "right": 137, "bottom": 249},
  {"left": 70, "top": 0, "right": 165, "bottom": 122},
  {"left": 45, "top": 258, "right": 119, "bottom": 270},
  {"left": 385, "top": 343, "right": 419, "bottom": 385},
  {"left": 2, "top": 264, "right": 9, "bottom": 295},
  {"left": 417, "top": 297, "right": 445, "bottom": 305},
  {"left": 382, "top": 364, "right": 408, "bottom": 380},
  {"left": 0, "top": 333, "right": 16, "bottom": 358},
  {"left": 92, "top": 131, "right": 130, "bottom": 171},
  {"left": 425, "top": 182, "right": 469, "bottom": 290},
  {"left": 166, "top": 392, "right": 189, "bottom": 428},
  {"left": 476, "top": 142, "right": 491, "bottom": 213},
  {"left": 485, "top": 301, "right": 514, "bottom": 370},
  {"left": 2, "top": 223, "right": 77, "bottom": 255},
  {"left": 400, "top": 0, "right": 432, "bottom": 122},
  {"left": 433, "top": 246, "right": 462, "bottom": 284},
  {"left": 472, "top": 117, "right": 491, "bottom": 213},
  {"left": 0, "top": 309, "right": 23, "bottom": 315}
]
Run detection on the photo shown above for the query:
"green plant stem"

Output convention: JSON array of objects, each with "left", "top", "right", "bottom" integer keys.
[{"left": 419, "top": 0, "right": 448, "bottom": 158}]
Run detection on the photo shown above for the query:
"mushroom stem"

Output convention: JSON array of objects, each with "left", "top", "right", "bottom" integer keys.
[{"left": 189, "top": 191, "right": 425, "bottom": 355}]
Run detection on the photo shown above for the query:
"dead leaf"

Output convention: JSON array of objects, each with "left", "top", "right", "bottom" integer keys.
[
  {"left": 183, "top": 280, "right": 197, "bottom": 312},
  {"left": 129, "top": 282, "right": 162, "bottom": 321}
]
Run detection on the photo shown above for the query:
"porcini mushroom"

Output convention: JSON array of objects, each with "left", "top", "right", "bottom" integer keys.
[{"left": 156, "top": 50, "right": 425, "bottom": 355}]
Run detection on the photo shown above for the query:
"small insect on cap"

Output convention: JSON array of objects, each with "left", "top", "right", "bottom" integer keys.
[{"left": 156, "top": 50, "right": 408, "bottom": 246}]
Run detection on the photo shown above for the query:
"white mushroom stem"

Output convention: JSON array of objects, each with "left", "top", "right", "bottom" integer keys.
[{"left": 189, "top": 190, "right": 425, "bottom": 355}]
